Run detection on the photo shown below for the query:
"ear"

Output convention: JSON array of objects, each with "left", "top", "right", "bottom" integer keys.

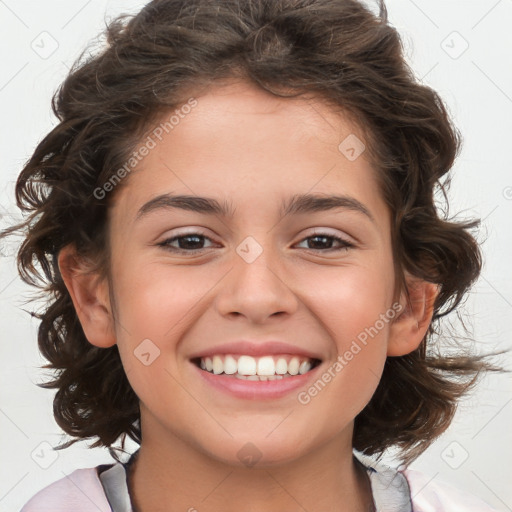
[
  {"left": 58, "top": 244, "right": 116, "bottom": 348},
  {"left": 387, "top": 275, "right": 439, "bottom": 357}
]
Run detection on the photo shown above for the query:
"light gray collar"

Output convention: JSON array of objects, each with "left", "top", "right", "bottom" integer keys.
[{"left": 99, "top": 450, "right": 412, "bottom": 512}]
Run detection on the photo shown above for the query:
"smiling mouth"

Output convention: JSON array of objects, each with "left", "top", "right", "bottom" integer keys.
[{"left": 191, "top": 354, "right": 322, "bottom": 381}]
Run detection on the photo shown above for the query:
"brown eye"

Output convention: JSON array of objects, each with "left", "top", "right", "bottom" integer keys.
[
  {"left": 158, "top": 233, "right": 216, "bottom": 253},
  {"left": 295, "top": 234, "right": 354, "bottom": 252}
]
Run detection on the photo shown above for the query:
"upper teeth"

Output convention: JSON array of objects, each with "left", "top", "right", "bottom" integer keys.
[{"left": 199, "top": 355, "right": 314, "bottom": 376}]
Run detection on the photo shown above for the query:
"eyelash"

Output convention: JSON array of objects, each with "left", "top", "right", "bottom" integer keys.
[{"left": 157, "top": 232, "right": 355, "bottom": 254}]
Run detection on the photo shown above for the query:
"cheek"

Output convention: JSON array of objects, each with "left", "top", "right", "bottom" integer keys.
[
  {"left": 304, "top": 261, "right": 395, "bottom": 335},
  {"left": 109, "top": 262, "right": 191, "bottom": 410},
  {"left": 299, "top": 262, "right": 393, "bottom": 402},
  {"left": 299, "top": 270, "right": 392, "bottom": 420},
  {"left": 110, "top": 258, "right": 232, "bottom": 401},
  {"left": 112, "top": 257, "right": 212, "bottom": 341}
]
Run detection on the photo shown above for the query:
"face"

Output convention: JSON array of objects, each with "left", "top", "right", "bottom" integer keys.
[{"left": 101, "top": 80, "right": 400, "bottom": 466}]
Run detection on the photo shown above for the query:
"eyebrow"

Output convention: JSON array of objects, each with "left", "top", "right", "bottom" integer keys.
[
  {"left": 281, "top": 193, "right": 374, "bottom": 222},
  {"left": 135, "top": 193, "right": 375, "bottom": 223},
  {"left": 136, "top": 194, "right": 236, "bottom": 220}
]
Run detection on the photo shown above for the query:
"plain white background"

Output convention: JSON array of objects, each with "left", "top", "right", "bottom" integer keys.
[{"left": 0, "top": 0, "right": 511, "bottom": 510}]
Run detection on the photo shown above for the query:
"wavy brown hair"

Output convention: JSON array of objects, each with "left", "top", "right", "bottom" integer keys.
[{"left": 1, "top": 0, "right": 506, "bottom": 466}]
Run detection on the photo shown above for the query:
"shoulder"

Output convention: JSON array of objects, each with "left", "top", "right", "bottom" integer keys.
[
  {"left": 401, "top": 467, "right": 499, "bottom": 512},
  {"left": 354, "top": 450, "right": 498, "bottom": 512},
  {"left": 20, "top": 466, "right": 113, "bottom": 512}
]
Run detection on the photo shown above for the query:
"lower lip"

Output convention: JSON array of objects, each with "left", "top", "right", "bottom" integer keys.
[{"left": 191, "top": 360, "right": 322, "bottom": 400}]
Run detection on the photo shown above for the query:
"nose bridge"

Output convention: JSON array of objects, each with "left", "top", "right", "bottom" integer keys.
[{"left": 215, "top": 234, "right": 298, "bottom": 321}]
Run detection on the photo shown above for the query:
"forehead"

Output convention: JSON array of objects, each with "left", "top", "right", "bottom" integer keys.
[
  {"left": 164, "top": 79, "right": 362, "bottom": 152},
  {"left": 108, "top": 79, "right": 387, "bottom": 228}
]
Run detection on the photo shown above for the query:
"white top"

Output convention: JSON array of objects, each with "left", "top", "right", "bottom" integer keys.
[{"left": 20, "top": 449, "right": 499, "bottom": 511}]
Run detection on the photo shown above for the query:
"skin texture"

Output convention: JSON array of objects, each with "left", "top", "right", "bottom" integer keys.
[{"left": 59, "top": 79, "right": 438, "bottom": 512}]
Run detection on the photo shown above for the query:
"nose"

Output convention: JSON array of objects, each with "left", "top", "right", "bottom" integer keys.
[{"left": 214, "top": 239, "right": 299, "bottom": 324}]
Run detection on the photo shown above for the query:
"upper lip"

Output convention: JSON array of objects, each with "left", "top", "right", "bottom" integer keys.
[{"left": 188, "top": 341, "right": 323, "bottom": 361}]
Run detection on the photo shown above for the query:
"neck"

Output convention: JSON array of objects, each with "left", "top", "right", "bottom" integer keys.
[{"left": 128, "top": 416, "right": 374, "bottom": 512}]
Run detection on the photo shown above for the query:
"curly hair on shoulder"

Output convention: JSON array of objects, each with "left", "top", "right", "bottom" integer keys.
[{"left": 1, "top": 0, "right": 506, "bottom": 466}]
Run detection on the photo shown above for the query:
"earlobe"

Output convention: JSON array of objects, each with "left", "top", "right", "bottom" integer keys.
[
  {"left": 387, "top": 276, "right": 439, "bottom": 357},
  {"left": 58, "top": 244, "right": 116, "bottom": 348}
]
